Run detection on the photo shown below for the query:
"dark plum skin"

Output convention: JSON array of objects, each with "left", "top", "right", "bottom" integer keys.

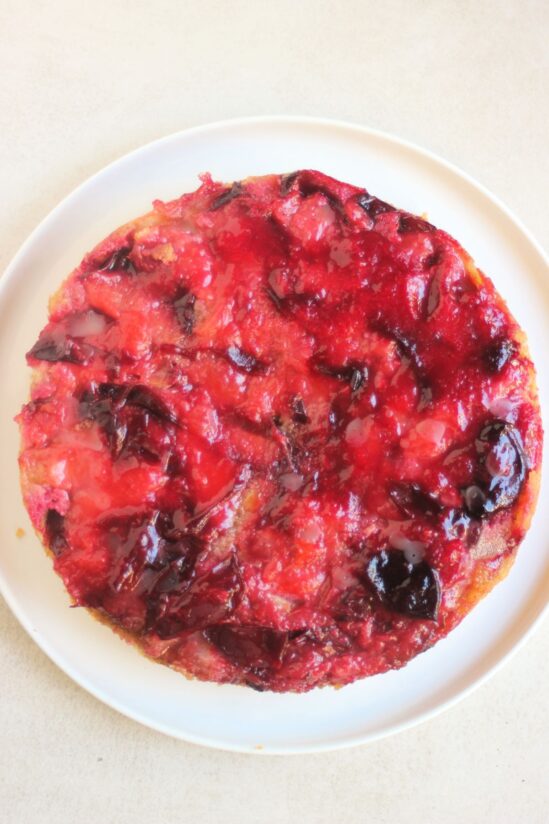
[
  {"left": 27, "top": 336, "right": 93, "bottom": 365},
  {"left": 356, "top": 191, "right": 394, "bottom": 218},
  {"left": 154, "top": 553, "right": 244, "bottom": 638},
  {"left": 226, "top": 345, "right": 265, "bottom": 374},
  {"left": 279, "top": 171, "right": 299, "bottom": 196},
  {"left": 483, "top": 339, "right": 516, "bottom": 374},
  {"left": 78, "top": 382, "right": 178, "bottom": 460},
  {"left": 99, "top": 246, "right": 136, "bottom": 274},
  {"left": 210, "top": 182, "right": 243, "bottom": 210},
  {"left": 44, "top": 510, "right": 67, "bottom": 556},
  {"left": 291, "top": 397, "right": 309, "bottom": 424},
  {"left": 125, "top": 385, "right": 179, "bottom": 424},
  {"left": 389, "top": 483, "right": 441, "bottom": 518},
  {"left": 365, "top": 550, "right": 440, "bottom": 621},
  {"left": 205, "top": 625, "right": 289, "bottom": 669},
  {"left": 312, "top": 357, "right": 368, "bottom": 391},
  {"left": 398, "top": 214, "right": 435, "bottom": 234},
  {"left": 463, "top": 421, "right": 526, "bottom": 517},
  {"left": 173, "top": 290, "right": 196, "bottom": 334}
]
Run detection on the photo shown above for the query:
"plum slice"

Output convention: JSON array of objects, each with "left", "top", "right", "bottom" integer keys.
[
  {"left": 27, "top": 336, "right": 93, "bottom": 365},
  {"left": 389, "top": 483, "right": 441, "bottom": 518},
  {"left": 211, "top": 182, "right": 243, "bottom": 210},
  {"left": 173, "top": 290, "right": 196, "bottom": 334},
  {"left": 398, "top": 214, "right": 435, "bottom": 234},
  {"left": 44, "top": 509, "right": 67, "bottom": 556},
  {"left": 154, "top": 553, "right": 244, "bottom": 638},
  {"left": 365, "top": 549, "right": 440, "bottom": 620},
  {"left": 356, "top": 191, "right": 394, "bottom": 218},
  {"left": 226, "top": 345, "right": 265, "bottom": 374},
  {"left": 205, "top": 625, "right": 289, "bottom": 669},
  {"left": 78, "top": 382, "right": 178, "bottom": 460},
  {"left": 99, "top": 246, "right": 136, "bottom": 274},
  {"left": 463, "top": 421, "right": 526, "bottom": 516},
  {"left": 483, "top": 339, "right": 516, "bottom": 374},
  {"left": 312, "top": 357, "right": 368, "bottom": 391}
]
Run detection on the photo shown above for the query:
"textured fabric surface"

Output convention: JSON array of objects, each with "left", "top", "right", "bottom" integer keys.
[{"left": 1, "top": 1, "right": 548, "bottom": 821}]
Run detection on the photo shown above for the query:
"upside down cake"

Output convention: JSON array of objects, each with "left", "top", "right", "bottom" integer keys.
[{"left": 18, "top": 169, "right": 542, "bottom": 692}]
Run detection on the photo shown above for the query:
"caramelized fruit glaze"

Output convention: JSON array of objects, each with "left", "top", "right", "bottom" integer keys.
[{"left": 18, "top": 170, "right": 542, "bottom": 691}]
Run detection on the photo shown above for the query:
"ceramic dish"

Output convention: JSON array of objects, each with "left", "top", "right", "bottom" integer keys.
[{"left": 1, "top": 116, "right": 548, "bottom": 753}]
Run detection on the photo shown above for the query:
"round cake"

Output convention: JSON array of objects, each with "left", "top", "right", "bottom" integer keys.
[{"left": 18, "top": 169, "right": 542, "bottom": 692}]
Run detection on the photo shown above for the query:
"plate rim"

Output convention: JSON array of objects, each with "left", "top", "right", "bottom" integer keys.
[{"left": 1, "top": 114, "right": 548, "bottom": 754}]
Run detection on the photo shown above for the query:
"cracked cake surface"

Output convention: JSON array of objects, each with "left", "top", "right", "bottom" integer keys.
[{"left": 18, "top": 169, "right": 542, "bottom": 692}]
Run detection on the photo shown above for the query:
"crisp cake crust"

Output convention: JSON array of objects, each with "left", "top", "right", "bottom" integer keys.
[{"left": 18, "top": 170, "right": 542, "bottom": 692}]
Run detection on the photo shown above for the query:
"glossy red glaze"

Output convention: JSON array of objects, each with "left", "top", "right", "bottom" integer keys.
[{"left": 18, "top": 170, "right": 542, "bottom": 691}]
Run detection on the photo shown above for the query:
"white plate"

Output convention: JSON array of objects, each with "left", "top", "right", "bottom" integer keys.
[{"left": 1, "top": 116, "right": 548, "bottom": 754}]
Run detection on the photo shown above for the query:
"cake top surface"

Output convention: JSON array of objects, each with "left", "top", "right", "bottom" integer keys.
[{"left": 18, "top": 170, "right": 542, "bottom": 691}]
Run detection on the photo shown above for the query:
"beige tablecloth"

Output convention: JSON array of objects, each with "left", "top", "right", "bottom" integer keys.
[{"left": 1, "top": 2, "right": 548, "bottom": 822}]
